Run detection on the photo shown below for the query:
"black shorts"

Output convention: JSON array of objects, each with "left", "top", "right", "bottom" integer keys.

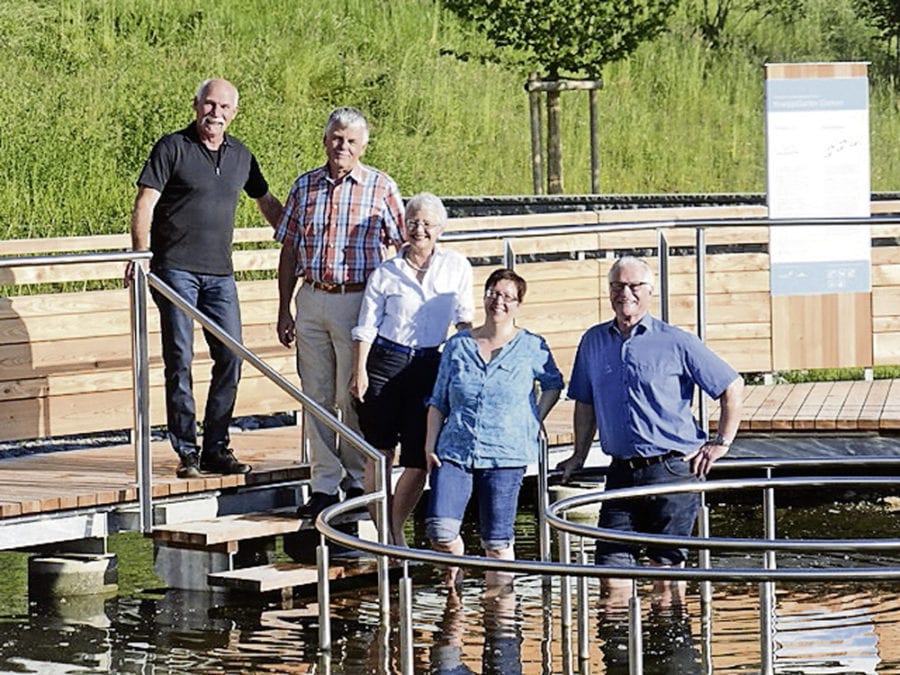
[{"left": 355, "top": 341, "right": 440, "bottom": 469}]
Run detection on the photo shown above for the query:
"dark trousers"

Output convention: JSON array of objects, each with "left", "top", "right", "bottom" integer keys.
[{"left": 151, "top": 268, "right": 242, "bottom": 458}]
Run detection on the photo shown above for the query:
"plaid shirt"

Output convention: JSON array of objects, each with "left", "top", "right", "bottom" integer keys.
[{"left": 274, "top": 163, "right": 404, "bottom": 285}]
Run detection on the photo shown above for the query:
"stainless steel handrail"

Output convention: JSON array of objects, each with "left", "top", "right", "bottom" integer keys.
[
  {"left": 319, "top": 465, "right": 900, "bottom": 581},
  {"left": 545, "top": 474, "right": 900, "bottom": 552},
  {"left": 317, "top": 457, "right": 900, "bottom": 673}
]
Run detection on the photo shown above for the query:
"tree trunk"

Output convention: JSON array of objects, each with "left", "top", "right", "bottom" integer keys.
[{"left": 547, "top": 89, "right": 563, "bottom": 194}]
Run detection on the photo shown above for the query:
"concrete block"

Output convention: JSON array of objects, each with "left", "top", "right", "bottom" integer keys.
[
  {"left": 153, "top": 544, "right": 231, "bottom": 591},
  {"left": 549, "top": 484, "right": 604, "bottom": 524},
  {"left": 28, "top": 553, "right": 118, "bottom": 599}
]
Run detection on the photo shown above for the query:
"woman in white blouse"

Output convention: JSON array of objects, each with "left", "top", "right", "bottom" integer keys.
[{"left": 351, "top": 192, "right": 474, "bottom": 546}]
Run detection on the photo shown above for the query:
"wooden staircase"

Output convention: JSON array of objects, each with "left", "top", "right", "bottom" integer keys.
[{"left": 151, "top": 506, "right": 378, "bottom": 595}]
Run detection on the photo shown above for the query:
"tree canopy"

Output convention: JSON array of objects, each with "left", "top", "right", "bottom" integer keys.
[{"left": 443, "top": 0, "right": 679, "bottom": 78}]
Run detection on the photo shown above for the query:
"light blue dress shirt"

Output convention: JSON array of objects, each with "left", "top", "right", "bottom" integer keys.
[
  {"left": 428, "top": 328, "right": 564, "bottom": 468},
  {"left": 568, "top": 314, "right": 739, "bottom": 459}
]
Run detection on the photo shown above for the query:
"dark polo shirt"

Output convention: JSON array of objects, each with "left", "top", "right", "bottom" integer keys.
[{"left": 137, "top": 123, "right": 269, "bottom": 275}]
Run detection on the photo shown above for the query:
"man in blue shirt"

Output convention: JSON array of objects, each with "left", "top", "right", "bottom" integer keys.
[{"left": 557, "top": 256, "right": 743, "bottom": 606}]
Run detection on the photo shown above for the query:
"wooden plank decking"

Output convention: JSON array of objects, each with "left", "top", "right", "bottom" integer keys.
[{"left": 0, "top": 380, "right": 897, "bottom": 522}]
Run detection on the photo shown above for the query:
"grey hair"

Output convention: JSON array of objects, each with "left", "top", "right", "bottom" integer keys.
[
  {"left": 405, "top": 192, "right": 448, "bottom": 227},
  {"left": 608, "top": 255, "right": 655, "bottom": 288},
  {"left": 195, "top": 79, "right": 239, "bottom": 106},
  {"left": 325, "top": 106, "right": 369, "bottom": 143}
]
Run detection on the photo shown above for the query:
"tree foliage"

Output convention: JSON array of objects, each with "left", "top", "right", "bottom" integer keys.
[
  {"left": 688, "top": 0, "right": 805, "bottom": 49},
  {"left": 854, "top": 0, "right": 900, "bottom": 82},
  {"left": 442, "top": 0, "right": 679, "bottom": 78}
]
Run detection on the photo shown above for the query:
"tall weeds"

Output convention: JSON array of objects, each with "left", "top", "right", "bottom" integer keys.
[{"left": 0, "top": 0, "right": 896, "bottom": 239}]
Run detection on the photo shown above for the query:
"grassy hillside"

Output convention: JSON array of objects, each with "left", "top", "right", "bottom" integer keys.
[{"left": 0, "top": 0, "right": 896, "bottom": 238}]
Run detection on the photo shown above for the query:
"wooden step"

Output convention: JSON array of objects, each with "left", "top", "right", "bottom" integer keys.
[
  {"left": 153, "top": 508, "right": 305, "bottom": 548},
  {"left": 152, "top": 507, "right": 369, "bottom": 549},
  {"left": 208, "top": 558, "right": 378, "bottom": 593}
]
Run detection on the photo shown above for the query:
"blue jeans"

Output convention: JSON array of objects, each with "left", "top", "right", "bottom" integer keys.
[
  {"left": 426, "top": 460, "right": 525, "bottom": 551},
  {"left": 151, "top": 268, "right": 242, "bottom": 458},
  {"left": 596, "top": 455, "right": 700, "bottom": 566}
]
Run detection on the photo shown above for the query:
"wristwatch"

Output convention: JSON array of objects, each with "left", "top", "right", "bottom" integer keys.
[{"left": 712, "top": 434, "right": 732, "bottom": 447}]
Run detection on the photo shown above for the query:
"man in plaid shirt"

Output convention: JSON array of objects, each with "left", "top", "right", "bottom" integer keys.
[{"left": 275, "top": 107, "right": 404, "bottom": 519}]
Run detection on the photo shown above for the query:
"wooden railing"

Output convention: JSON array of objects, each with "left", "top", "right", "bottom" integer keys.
[{"left": 1, "top": 203, "right": 898, "bottom": 443}]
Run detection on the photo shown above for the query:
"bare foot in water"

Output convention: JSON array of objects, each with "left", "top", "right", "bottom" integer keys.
[{"left": 444, "top": 566, "right": 464, "bottom": 592}]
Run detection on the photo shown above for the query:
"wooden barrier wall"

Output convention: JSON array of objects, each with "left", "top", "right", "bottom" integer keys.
[{"left": 1, "top": 204, "right": 899, "bottom": 443}]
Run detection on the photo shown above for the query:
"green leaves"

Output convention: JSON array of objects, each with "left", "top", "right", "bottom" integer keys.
[{"left": 443, "top": 0, "right": 679, "bottom": 78}]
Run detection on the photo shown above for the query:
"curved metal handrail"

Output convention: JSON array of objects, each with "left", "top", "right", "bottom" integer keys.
[
  {"left": 546, "top": 474, "right": 900, "bottom": 553},
  {"left": 318, "top": 459, "right": 900, "bottom": 674},
  {"left": 318, "top": 464, "right": 900, "bottom": 583}
]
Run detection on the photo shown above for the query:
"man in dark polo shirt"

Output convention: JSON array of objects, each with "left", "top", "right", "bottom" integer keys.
[{"left": 128, "top": 78, "right": 282, "bottom": 478}]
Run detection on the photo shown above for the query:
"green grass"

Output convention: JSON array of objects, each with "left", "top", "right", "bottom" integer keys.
[
  {"left": 1, "top": 0, "right": 898, "bottom": 240},
  {"left": 759, "top": 366, "right": 900, "bottom": 384}
]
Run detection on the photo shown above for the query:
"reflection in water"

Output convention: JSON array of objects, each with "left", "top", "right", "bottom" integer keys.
[
  {"left": 597, "top": 602, "right": 701, "bottom": 675},
  {"left": 1, "top": 576, "right": 900, "bottom": 673},
  {"left": 1, "top": 500, "right": 900, "bottom": 672},
  {"left": 431, "top": 583, "right": 522, "bottom": 674}
]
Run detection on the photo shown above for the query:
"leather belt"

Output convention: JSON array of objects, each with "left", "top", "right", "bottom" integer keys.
[
  {"left": 374, "top": 335, "right": 440, "bottom": 358},
  {"left": 306, "top": 278, "right": 366, "bottom": 294},
  {"left": 612, "top": 451, "right": 679, "bottom": 470}
]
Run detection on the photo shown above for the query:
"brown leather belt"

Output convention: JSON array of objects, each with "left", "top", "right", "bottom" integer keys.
[{"left": 306, "top": 279, "right": 366, "bottom": 294}]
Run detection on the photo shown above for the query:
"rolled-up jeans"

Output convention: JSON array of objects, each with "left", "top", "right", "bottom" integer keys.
[
  {"left": 151, "top": 268, "right": 242, "bottom": 459},
  {"left": 426, "top": 460, "right": 525, "bottom": 551}
]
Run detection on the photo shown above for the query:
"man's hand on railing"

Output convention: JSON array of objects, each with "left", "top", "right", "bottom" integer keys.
[
  {"left": 555, "top": 455, "right": 585, "bottom": 484},
  {"left": 123, "top": 259, "right": 148, "bottom": 288}
]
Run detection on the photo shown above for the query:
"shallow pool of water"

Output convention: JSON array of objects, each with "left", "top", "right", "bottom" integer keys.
[{"left": 0, "top": 500, "right": 897, "bottom": 673}]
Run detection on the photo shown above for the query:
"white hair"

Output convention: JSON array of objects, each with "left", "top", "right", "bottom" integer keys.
[
  {"left": 325, "top": 107, "right": 369, "bottom": 144},
  {"left": 608, "top": 256, "right": 655, "bottom": 288},
  {"left": 405, "top": 192, "right": 448, "bottom": 227}
]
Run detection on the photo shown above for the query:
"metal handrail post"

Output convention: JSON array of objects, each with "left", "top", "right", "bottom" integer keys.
[
  {"left": 538, "top": 431, "right": 551, "bottom": 564},
  {"left": 399, "top": 562, "right": 414, "bottom": 675},
  {"left": 560, "top": 530, "right": 573, "bottom": 628},
  {"left": 628, "top": 580, "right": 644, "bottom": 675},
  {"left": 760, "top": 467, "right": 777, "bottom": 675},
  {"left": 577, "top": 546, "right": 590, "bottom": 664},
  {"left": 317, "top": 534, "right": 332, "bottom": 653},
  {"left": 697, "top": 500, "right": 713, "bottom": 613},
  {"left": 541, "top": 579, "right": 555, "bottom": 673},
  {"left": 696, "top": 226, "right": 708, "bottom": 427},
  {"left": 697, "top": 501, "right": 714, "bottom": 672},
  {"left": 658, "top": 229, "right": 670, "bottom": 323},
  {"left": 128, "top": 261, "right": 153, "bottom": 533},
  {"left": 375, "top": 452, "right": 390, "bottom": 624},
  {"left": 504, "top": 239, "right": 515, "bottom": 269}
]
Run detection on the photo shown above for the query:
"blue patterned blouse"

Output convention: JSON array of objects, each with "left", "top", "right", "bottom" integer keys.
[{"left": 427, "top": 328, "right": 564, "bottom": 468}]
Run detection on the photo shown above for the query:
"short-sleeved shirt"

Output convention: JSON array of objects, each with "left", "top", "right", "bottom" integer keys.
[
  {"left": 568, "top": 314, "right": 739, "bottom": 459},
  {"left": 428, "top": 329, "right": 564, "bottom": 468},
  {"left": 137, "top": 123, "right": 269, "bottom": 275},
  {"left": 274, "top": 163, "right": 404, "bottom": 285},
  {"left": 351, "top": 246, "right": 474, "bottom": 348}
]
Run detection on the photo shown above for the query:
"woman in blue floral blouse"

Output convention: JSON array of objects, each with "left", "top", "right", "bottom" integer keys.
[{"left": 424, "top": 268, "right": 563, "bottom": 589}]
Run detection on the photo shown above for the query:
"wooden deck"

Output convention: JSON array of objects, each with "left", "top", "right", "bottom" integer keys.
[{"left": 0, "top": 379, "right": 897, "bottom": 522}]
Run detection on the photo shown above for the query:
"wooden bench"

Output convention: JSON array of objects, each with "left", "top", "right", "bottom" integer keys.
[{"left": 3, "top": 203, "right": 900, "bottom": 446}]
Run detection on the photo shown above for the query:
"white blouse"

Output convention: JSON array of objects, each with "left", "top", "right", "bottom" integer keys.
[{"left": 352, "top": 246, "right": 474, "bottom": 348}]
